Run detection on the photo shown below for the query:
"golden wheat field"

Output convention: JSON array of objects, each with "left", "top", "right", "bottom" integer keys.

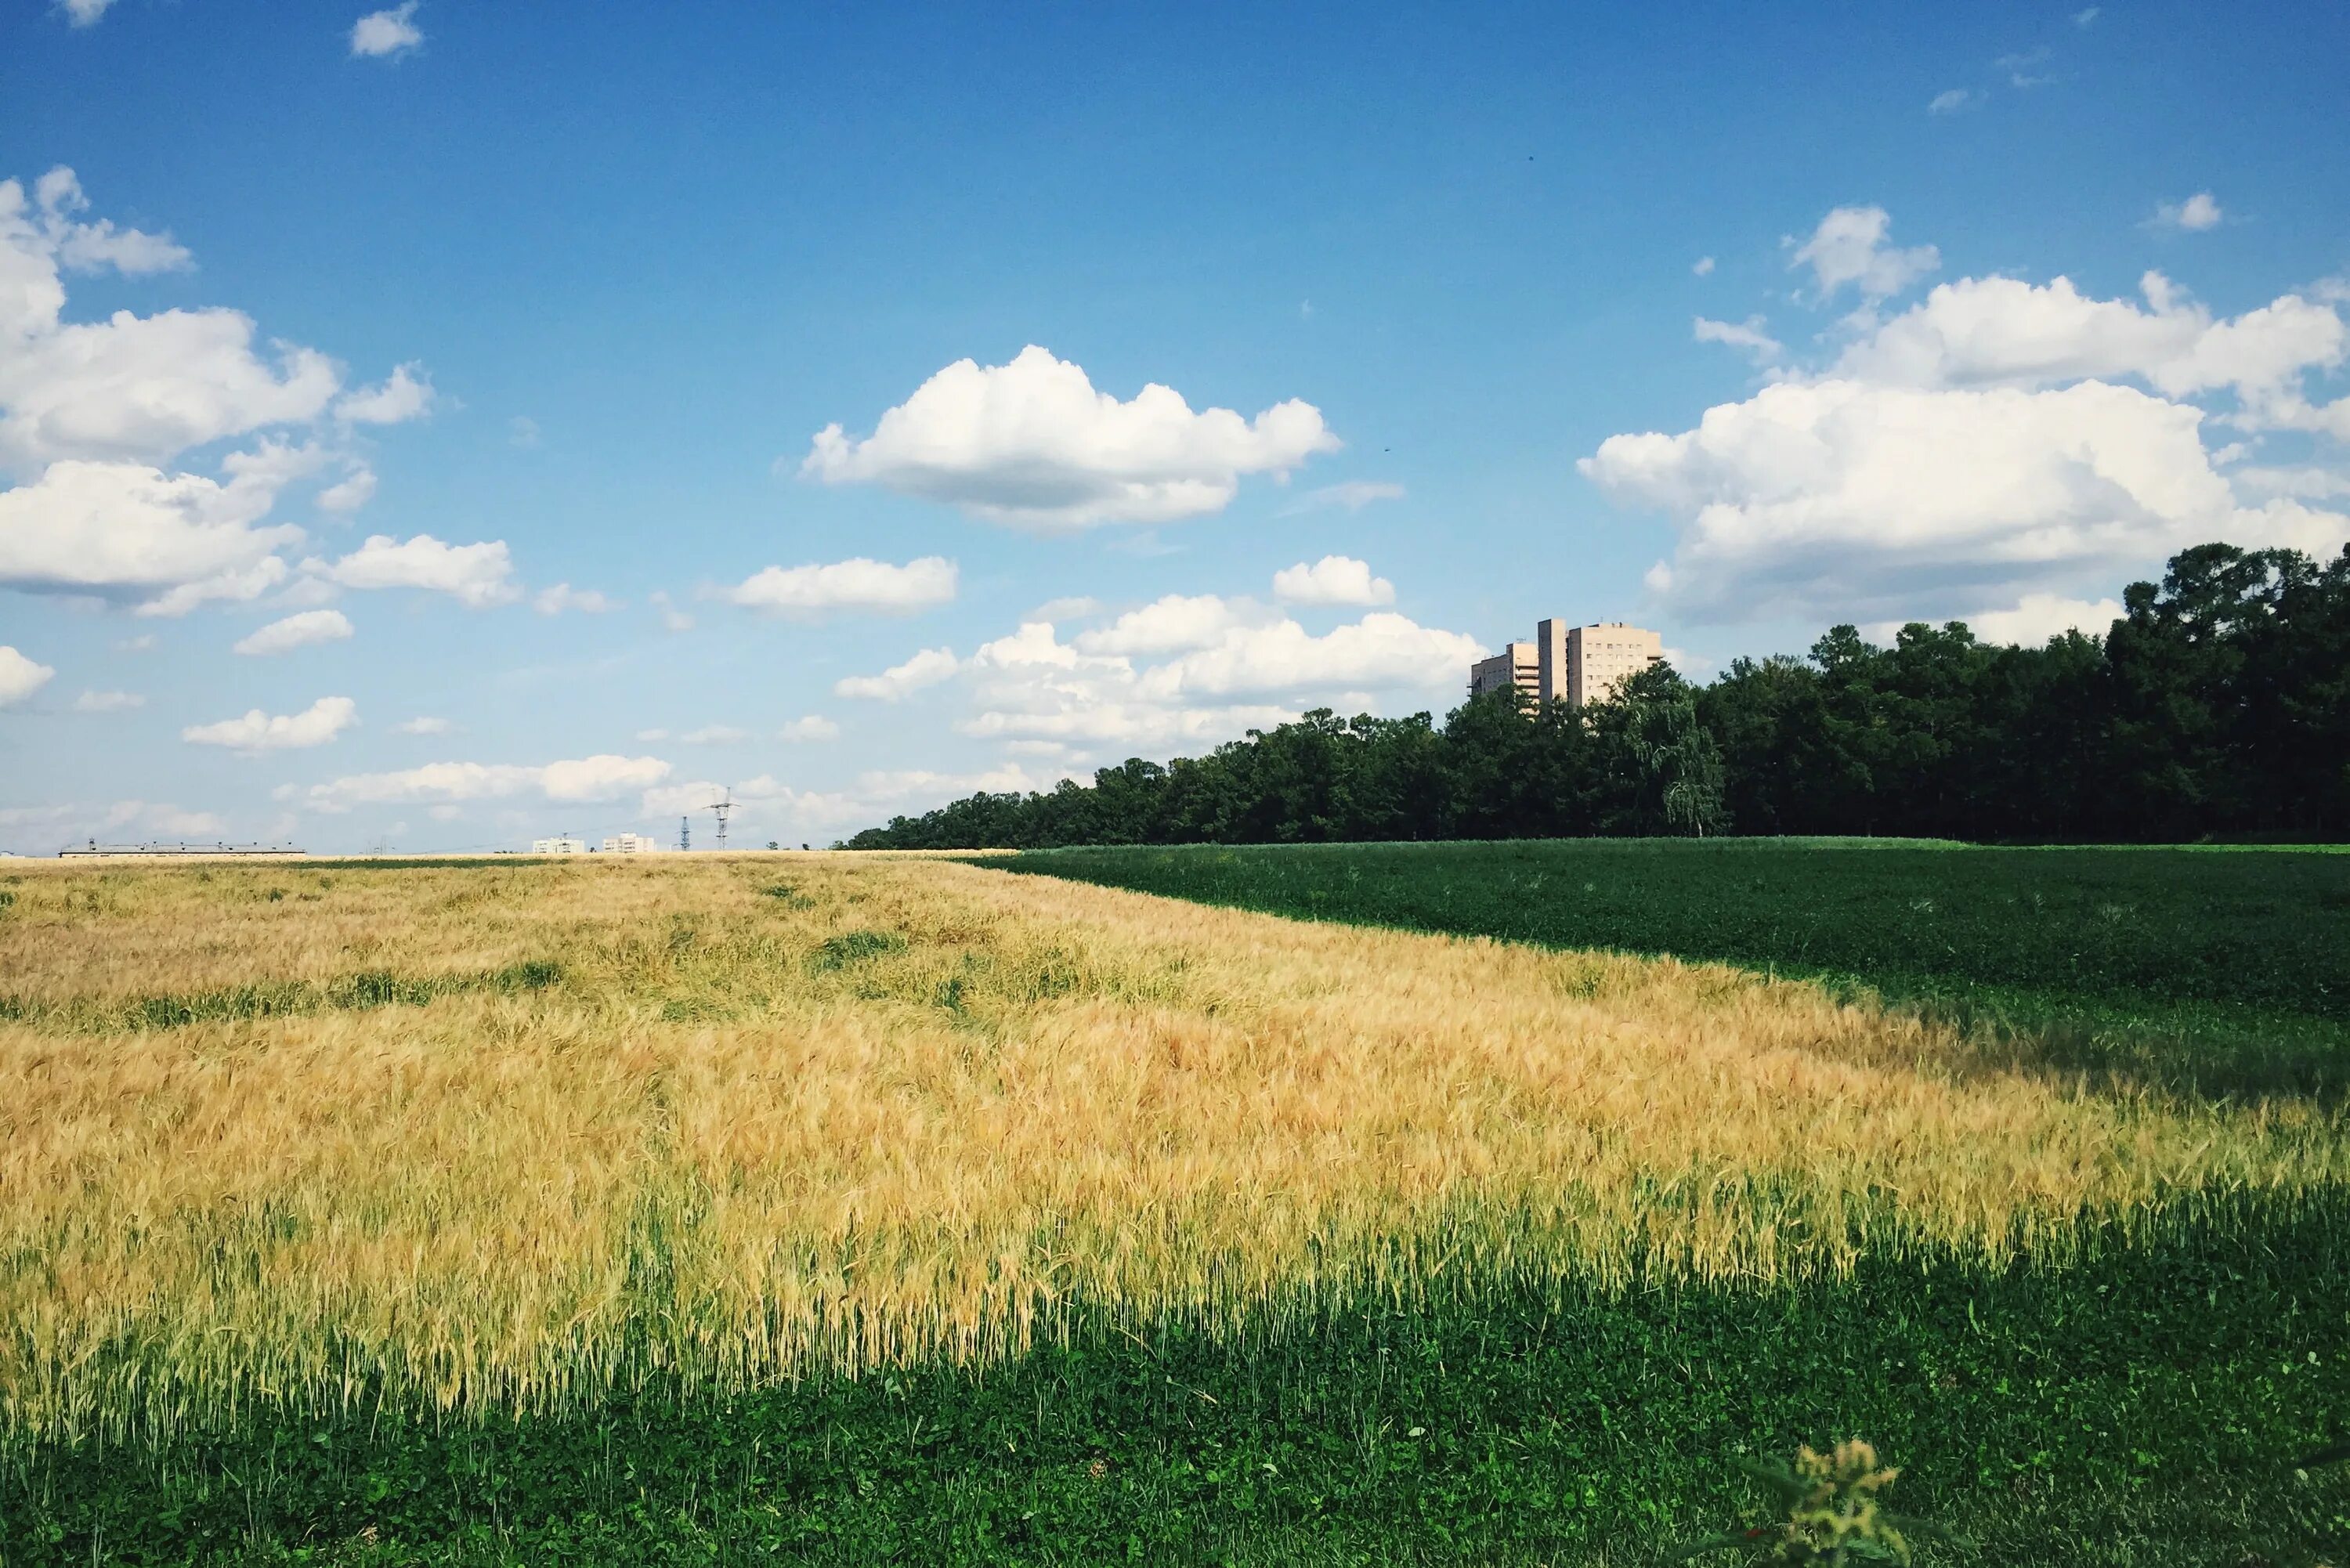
[{"left": 1, "top": 853, "right": 2341, "bottom": 1449}]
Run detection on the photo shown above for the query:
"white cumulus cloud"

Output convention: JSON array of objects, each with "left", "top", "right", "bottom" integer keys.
[
  {"left": 289, "top": 753, "right": 671, "bottom": 812},
  {"left": 25, "top": 167, "right": 190, "bottom": 276},
  {"left": 316, "top": 533, "right": 519, "bottom": 607},
  {"left": 334, "top": 363, "right": 433, "bottom": 425},
  {"left": 73, "top": 688, "right": 143, "bottom": 712},
  {"left": 831, "top": 586, "right": 1492, "bottom": 754},
  {"left": 1, "top": 171, "right": 339, "bottom": 472},
  {"left": 1964, "top": 594, "right": 2124, "bottom": 645},
  {"left": 724, "top": 555, "right": 956, "bottom": 617},
  {"left": 183, "top": 695, "right": 357, "bottom": 751},
  {"left": 945, "top": 603, "right": 1479, "bottom": 751},
  {"left": 801, "top": 345, "right": 1338, "bottom": 529},
  {"left": 234, "top": 609, "right": 353, "bottom": 656},
  {"left": 0, "top": 645, "right": 56, "bottom": 706},
  {"left": 1137, "top": 612, "right": 1481, "bottom": 701},
  {"left": 0, "top": 171, "right": 445, "bottom": 625},
  {"left": 833, "top": 646, "right": 960, "bottom": 701},
  {"left": 1834, "top": 272, "right": 2346, "bottom": 410},
  {"left": 2232, "top": 465, "right": 2350, "bottom": 501},
  {"left": 1272, "top": 555, "right": 1396, "bottom": 607},
  {"left": 1074, "top": 594, "right": 1268, "bottom": 656},
  {"left": 2153, "top": 192, "right": 2223, "bottom": 232},
  {"left": 395, "top": 715, "right": 450, "bottom": 735},
  {"left": 1584, "top": 211, "right": 2350, "bottom": 630},
  {"left": 349, "top": 2, "right": 422, "bottom": 59},
  {"left": 1585, "top": 377, "right": 2348, "bottom": 624},
  {"left": 777, "top": 715, "right": 840, "bottom": 742},
  {"left": 0, "top": 455, "right": 308, "bottom": 612}
]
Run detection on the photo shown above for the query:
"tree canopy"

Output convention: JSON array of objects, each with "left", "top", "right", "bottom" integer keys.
[{"left": 841, "top": 543, "right": 2350, "bottom": 849}]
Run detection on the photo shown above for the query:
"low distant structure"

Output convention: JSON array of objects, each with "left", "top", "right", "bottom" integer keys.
[
  {"left": 58, "top": 841, "right": 306, "bottom": 858},
  {"left": 1470, "top": 619, "right": 1662, "bottom": 708},
  {"left": 602, "top": 833, "right": 663, "bottom": 854},
  {"left": 531, "top": 836, "right": 588, "bottom": 854}
]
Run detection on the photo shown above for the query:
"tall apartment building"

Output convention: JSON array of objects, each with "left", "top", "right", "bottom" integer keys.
[
  {"left": 1468, "top": 620, "right": 1662, "bottom": 708},
  {"left": 530, "top": 836, "right": 587, "bottom": 854},
  {"left": 1466, "top": 640, "right": 1538, "bottom": 703},
  {"left": 602, "top": 833, "right": 663, "bottom": 854}
]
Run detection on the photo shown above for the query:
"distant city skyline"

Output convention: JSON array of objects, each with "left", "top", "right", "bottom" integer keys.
[{"left": 3, "top": 2, "right": 2347, "bottom": 851}]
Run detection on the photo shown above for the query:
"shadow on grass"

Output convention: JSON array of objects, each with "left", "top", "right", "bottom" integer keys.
[
  {"left": 1800, "top": 968, "right": 2350, "bottom": 1109},
  {"left": 5, "top": 1195, "right": 2347, "bottom": 1566}
]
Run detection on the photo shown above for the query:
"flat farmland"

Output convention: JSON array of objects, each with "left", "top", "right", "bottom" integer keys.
[
  {"left": 2, "top": 853, "right": 2347, "bottom": 1564},
  {"left": 1009, "top": 839, "right": 2350, "bottom": 1101}
]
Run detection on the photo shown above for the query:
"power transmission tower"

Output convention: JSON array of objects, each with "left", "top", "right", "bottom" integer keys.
[
  {"left": 703, "top": 789, "right": 733, "bottom": 851},
  {"left": 679, "top": 815, "right": 689, "bottom": 852}
]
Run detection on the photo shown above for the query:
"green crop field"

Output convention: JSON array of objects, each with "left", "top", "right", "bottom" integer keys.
[
  {"left": 6, "top": 850, "right": 2350, "bottom": 1565},
  {"left": 1007, "top": 838, "right": 2350, "bottom": 1102}
]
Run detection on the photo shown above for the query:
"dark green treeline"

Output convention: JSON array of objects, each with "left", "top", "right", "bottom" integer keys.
[{"left": 844, "top": 542, "right": 2350, "bottom": 850}]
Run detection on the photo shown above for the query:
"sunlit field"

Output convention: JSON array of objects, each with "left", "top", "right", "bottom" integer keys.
[
  {"left": 5, "top": 853, "right": 2348, "bottom": 1563},
  {"left": 1007, "top": 839, "right": 2350, "bottom": 1100}
]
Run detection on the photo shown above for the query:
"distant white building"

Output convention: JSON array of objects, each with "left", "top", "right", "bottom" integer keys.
[
  {"left": 602, "top": 833, "right": 663, "bottom": 854},
  {"left": 531, "top": 836, "right": 588, "bottom": 854},
  {"left": 1470, "top": 620, "right": 1662, "bottom": 708}
]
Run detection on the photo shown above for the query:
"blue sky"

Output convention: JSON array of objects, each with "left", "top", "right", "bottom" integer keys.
[{"left": 4, "top": 0, "right": 2347, "bottom": 851}]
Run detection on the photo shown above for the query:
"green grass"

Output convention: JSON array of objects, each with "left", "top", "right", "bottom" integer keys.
[
  {"left": 1004, "top": 839, "right": 2350, "bottom": 1100},
  {"left": 0, "top": 959, "right": 563, "bottom": 1033},
  {"left": 16, "top": 846, "right": 2350, "bottom": 1563},
  {"left": 9, "top": 1198, "right": 2348, "bottom": 1566}
]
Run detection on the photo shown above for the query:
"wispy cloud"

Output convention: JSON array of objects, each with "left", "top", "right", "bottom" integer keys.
[
  {"left": 1277, "top": 480, "right": 1406, "bottom": 516},
  {"left": 1996, "top": 46, "right": 2056, "bottom": 89},
  {"left": 1693, "top": 315, "right": 1784, "bottom": 364}
]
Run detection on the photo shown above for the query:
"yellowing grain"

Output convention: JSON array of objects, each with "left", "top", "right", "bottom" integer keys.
[{"left": 0, "top": 854, "right": 2338, "bottom": 1445}]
